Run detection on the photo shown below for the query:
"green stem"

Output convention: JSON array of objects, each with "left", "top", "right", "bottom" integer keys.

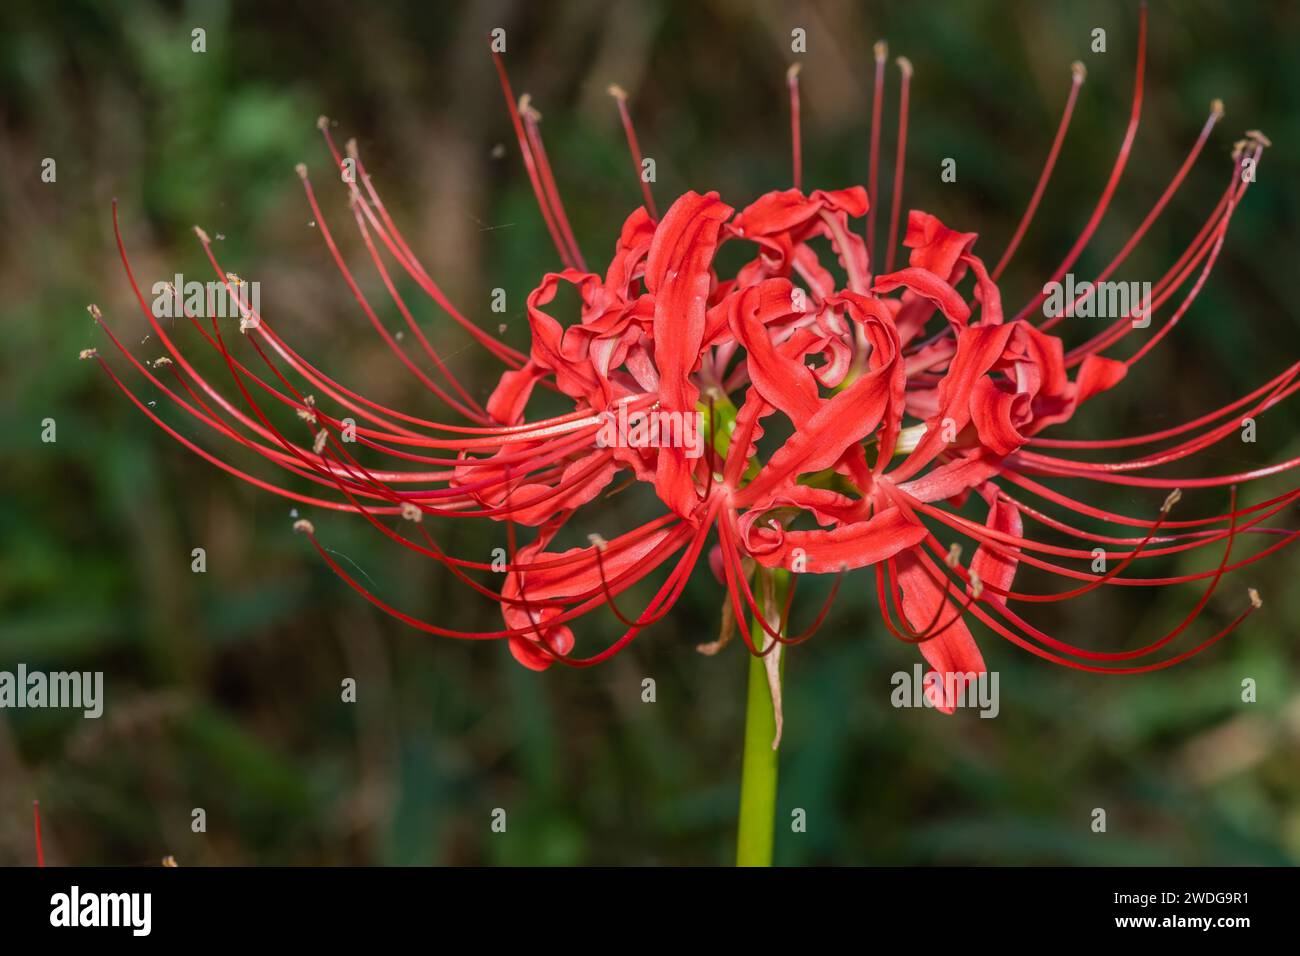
[{"left": 735, "top": 569, "right": 788, "bottom": 867}]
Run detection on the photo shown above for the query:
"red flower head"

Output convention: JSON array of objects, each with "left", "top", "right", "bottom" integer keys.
[{"left": 91, "top": 4, "right": 1294, "bottom": 726}]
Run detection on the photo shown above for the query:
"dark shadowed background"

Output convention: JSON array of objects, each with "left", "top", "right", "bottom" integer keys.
[{"left": 2, "top": 0, "right": 1299, "bottom": 865}]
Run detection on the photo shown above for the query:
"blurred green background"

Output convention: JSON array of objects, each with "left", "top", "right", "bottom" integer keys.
[{"left": 2, "top": 0, "right": 1299, "bottom": 865}]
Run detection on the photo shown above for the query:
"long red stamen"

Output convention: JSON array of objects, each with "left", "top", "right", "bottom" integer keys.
[
  {"left": 1014, "top": 363, "right": 1296, "bottom": 476},
  {"left": 922, "top": 480, "right": 1300, "bottom": 588},
  {"left": 607, "top": 84, "right": 659, "bottom": 219},
  {"left": 990, "top": 488, "right": 1242, "bottom": 662},
  {"left": 772, "top": 570, "right": 846, "bottom": 646},
  {"left": 866, "top": 39, "right": 887, "bottom": 272},
  {"left": 1031, "top": 361, "right": 1300, "bottom": 450},
  {"left": 1123, "top": 202, "right": 1235, "bottom": 367},
  {"left": 1038, "top": 99, "right": 1223, "bottom": 332},
  {"left": 883, "top": 56, "right": 911, "bottom": 275},
  {"left": 188, "top": 220, "right": 548, "bottom": 436},
  {"left": 1001, "top": 484, "right": 1299, "bottom": 545},
  {"left": 348, "top": 203, "right": 488, "bottom": 418},
  {"left": 33, "top": 801, "right": 44, "bottom": 867},
  {"left": 992, "top": 61, "right": 1086, "bottom": 280},
  {"left": 490, "top": 50, "right": 578, "bottom": 270},
  {"left": 1061, "top": 161, "right": 1243, "bottom": 364},
  {"left": 1010, "top": 1, "right": 1147, "bottom": 323},
  {"left": 297, "top": 171, "right": 490, "bottom": 421},
  {"left": 916, "top": 490, "right": 1178, "bottom": 604},
  {"left": 912, "top": 545, "right": 1260, "bottom": 674},
  {"left": 557, "top": 500, "right": 720, "bottom": 667},
  {"left": 315, "top": 120, "right": 528, "bottom": 370},
  {"left": 718, "top": 517, "right": 774, "bottom": 652},
  {"left": 520, "top": 96, "right": 587, "bottom": 271},
  {"left": 788, "top": 63, "right": 803, "bottom": 192},
  {"left": 885, "top": 550, "right": 981, "bottom": 645}
]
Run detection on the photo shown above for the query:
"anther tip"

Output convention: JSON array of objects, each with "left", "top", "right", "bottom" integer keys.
[
  {"left": 292, "top": 518, "right": 315, "bottom": 535},
  {"left": 400, "top": 502, "right": 422, "bottom": 523},
  {"left": 1246, "top": 128, "right": 1272, "bottom": 148},
  {"left": 294, "top": 162, "right": 308, "bottom": 180},
  {"left": 193, "top": 225, "right": 211, "bottom": 243},
  {"left": 1248, "top": 587, "right": 1262, "bottom": 609},
  {"left": 895, "top": 56, "right": 913, "bottom": 77},
  {"left": 1210, "top": 98, "right": 1225, "bottom": 118},
  {"left": 944, "top": 543, "right": 963, "bottom": 568},
  {"left": 316, "top": 115, "right": 330, "bottom": 131},
  {"left": 1071, "top": 60, "right": 1087, "bottom": 82},
  {"left": 873, "top": 39, "right": 888, "bottom": 62},
  {"left": 1161, "top": 488, "right": 1182, "bottom": 513},
  {"left": 606, "top": 83, "right": 628, "bottom": 101},
  {"left": 78, "top": 347, "right": 98, "bottom": 360},
  {"left": 969, "top": 571, "right": 984, "bottom": 600},
  {"left": 518, "top": 94, "right": 540, "bottom": 120},
  {"left": 86, "top": 303, "right": 103, "bottom": 321},
  {"left": 345, "top": 137, "right": 359, "bottom": 160},
  {"left": 588, "top": 533, "right": 608, "bottom": 551},
  {"left": 787, "top": 62, "right": 802, "bottom": 82}
]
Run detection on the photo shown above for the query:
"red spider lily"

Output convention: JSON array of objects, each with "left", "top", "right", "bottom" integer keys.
[{"left": 88, "top": 4, "right": 1296, "bottom": 727}]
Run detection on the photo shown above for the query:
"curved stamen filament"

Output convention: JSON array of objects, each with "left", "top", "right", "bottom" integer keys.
[
  {"left": 788, "top": 63, "right": 803, "bottom": 192},
  {"left": 1038, "top": 99, "right": 1223, "bottom": 333},
  {"left": 315, "top": 120, "right": 528, "bottom": 370},
  {"left": 491, "top": 49, "right": 579, "bottom": 270},
  {"left": 883, "top": 56, "right": 911, "bottom": 275},
  {"left": 33, "top": 801, "right": 44, "bottom": 867},
  {"left": 992, "top": 61, "right": 1086, "bottom": 280},
  {"left": 866, "top": 39, "right": 887, "bottom": 273},
  {"left": 1010, "top": 2, "right": 1147, "bottom": 323},
  {"left": 607, "top": 84, "right": 659, "bottom": 219},
  {"left": 520, "top": 96, "right": 587, "bottom": 271}
]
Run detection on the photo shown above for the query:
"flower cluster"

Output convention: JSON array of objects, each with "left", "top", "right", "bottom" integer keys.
[{"left": 90, "top": 5, "right": 1296, "bottom": 717}]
